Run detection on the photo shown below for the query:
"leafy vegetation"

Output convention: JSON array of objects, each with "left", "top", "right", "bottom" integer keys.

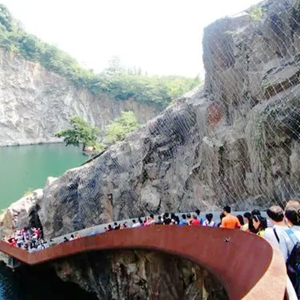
[
  {"left": 55, "top": 116, "right": 104, "bottom": 152},
  {"left": 56, "top": 111, "right": 139, "bottom": 153},
  {"left": 105, "top": 111, "right": 139, "bottom": 144},
  {"left": 249, "top": 5, "right": 263, "bottom": 22},
  {"left": 0, "top": 5, "right": 201, "bottom": 108}
]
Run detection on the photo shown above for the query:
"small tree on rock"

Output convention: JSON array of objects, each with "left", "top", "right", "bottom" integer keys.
[{"left": 55, "top": 116, "right": 104, "bottom": 152}]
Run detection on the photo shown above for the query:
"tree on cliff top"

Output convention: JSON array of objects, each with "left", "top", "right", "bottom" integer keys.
[
  {"left": 0, "top": 4, "right": 201, "bottom": 108},
  {"left": 55, "top": 116, "right": 104, "bottom": 152}
]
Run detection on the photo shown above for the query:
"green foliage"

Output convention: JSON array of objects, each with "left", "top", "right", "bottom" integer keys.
[
  {"left": 105, "top": 111, "right": 139, "bottom": 143},
  {"left": 100, "top": 62, "right": 201, "bottom": 107},
  {"left": 0, "top": 4, "right": 13, "bottom": 31},
  {"left": 0, "top": 5, "right": 201, "bottom": 108},
  {"left": 249, "top": 5, "right": 263, "bottom": 22},
  {"left": 95, "top": 59, "right": 201, "bottom": 107},
  {"left": 55, "top": 116, "right": 101, "bottom": 150},
  {"left": 92, "top": 141, "right": 106, "bottom": 153},
  {"left": 56, "top": 111, "right": 139, "bottom": 153}
]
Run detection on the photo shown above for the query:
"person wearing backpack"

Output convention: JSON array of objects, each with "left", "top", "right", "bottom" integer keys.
[
  {"left": 263, "top": 205, "right": 296, "bottom": 299},
  {"left": 278, "top": 200, "right": 300, "bottom": 299}
]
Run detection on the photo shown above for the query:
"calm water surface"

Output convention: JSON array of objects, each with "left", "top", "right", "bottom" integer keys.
[
  {"left": 0, "top": 263, "right": 97, "bottom": 300},
  {"left": 0, "top": 144, "right": 95, "bottom": 298},
  {"left": 0, "top": 144, "right": 86, "bottom": 210}
]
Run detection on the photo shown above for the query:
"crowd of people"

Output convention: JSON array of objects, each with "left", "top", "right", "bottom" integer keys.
[
  {"left": 103, "top": 210, "right": 215, "bottom": 231},
  {"left": 102, "top": 207, "right": 262, "bottom": 232},
  {"left": 3, "top": 202, "right": 300, "bottom": 299},
  {"left": 2, "top": 227, "right": 50, "bottom": 253},
  {"left": 101, "top": 203, "right": 300, "bottom": 299},
  {"left": 2, "top": 227, "right": 81, "bottom": 253}
]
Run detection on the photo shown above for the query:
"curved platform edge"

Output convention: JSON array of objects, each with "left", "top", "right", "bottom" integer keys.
[
  {"left": 0, "top": 227, "right": 287, "bottom": 300},
  {"left": 242, "top": 241, "right": 286, "bottom": 300}
]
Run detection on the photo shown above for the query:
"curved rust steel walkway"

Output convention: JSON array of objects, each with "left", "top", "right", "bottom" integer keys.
[{"left": 0, "top": 226, "right": 286, "bottom": 300}]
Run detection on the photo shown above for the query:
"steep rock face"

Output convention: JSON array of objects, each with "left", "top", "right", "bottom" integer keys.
[
  {"left": 0, "top": 188, "right": 43, "bottom": 237},
  {"left": 54, "top": 250, "right": 227, "bottom": 300},
  {"left": 6, "top": 0, "right": 300, "bottom": 298},
  {"left": 202, "top": 0, "right": 300, "bottom": 205},
  {"left": 38, "top": 0, "right": 300, "bottom": 237},
  {"left": 0, "top": 49, "right": 159, "bottom": 146}
]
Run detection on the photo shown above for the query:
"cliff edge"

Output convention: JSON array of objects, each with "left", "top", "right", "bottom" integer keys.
[
  {"left": 0, "top": 49, "right": 159, "bottom": 146},
  {"left": 2, "top": 0, "right": 300, "bottom": 299}
]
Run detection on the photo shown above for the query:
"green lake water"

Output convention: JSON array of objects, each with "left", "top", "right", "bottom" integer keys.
[{"left": 0, "top": 144, "right": 87, "bottom": 210}]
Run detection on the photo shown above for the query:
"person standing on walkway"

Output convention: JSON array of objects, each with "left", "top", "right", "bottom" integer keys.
[
  {"left": 203, "top": 213, "right": 215, "bottom": 227},
  {"left": 277, "top": 200, "right": 300, "bottom": 300},
  {"left": 179, "top": 214, "right": 187, "bottom": 226},
  {"left": 186, "top": 213, "right": 193, "bottom": 225},
  {"left": 264, "top": 205, "right": 287, "bottom": 245},
  {"left": 252, "top": 214, "right": 268, "bottom": 237},
  {"left": 195, "top": 209, "right": 204, "bottom": 225},
  {"left": 191, "top": 215, "right": 201, "bottom": 226},
  {"left": 242, "top": 212, "right": 252, "bottom": 232},
  {"left": 278, "top": 200, "right": 300, "bottom": 262},
  {"left": 220, "top": 206, "right": 240, "bottom": 229},
  {"left": 132, "top": 220, "right": 141, "bottom": 228}
]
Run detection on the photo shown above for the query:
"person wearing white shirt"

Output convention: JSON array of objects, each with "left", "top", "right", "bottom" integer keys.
[
  {"left": 278, "top": 201, "right": 300, "bottom": 261},
  {"left": 203, "top": 213, "right": 215, "bottom": 227},
  {"left": 264, "top": 206, "right": 287, "bottom": 246},
  {"left": 278, "top": 200, "right": 300, "bottom": 300},
  {"left": 131, "top": 220, "right": 141, "bottom": 228}
]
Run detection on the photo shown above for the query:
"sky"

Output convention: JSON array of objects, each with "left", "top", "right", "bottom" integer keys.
[{"left": 1, "top": 0, "right": 261, "bottom": 77}]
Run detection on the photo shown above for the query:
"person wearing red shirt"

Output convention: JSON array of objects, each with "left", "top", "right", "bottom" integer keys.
[{"left": 191, "top": 215, "right": 201, "bottom": 226}]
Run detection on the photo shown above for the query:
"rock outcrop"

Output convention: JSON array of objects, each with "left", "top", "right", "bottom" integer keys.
[
  {"left": 5, "top": 0, "right": 300, "bottom": 298},
  {"left": 0, "top": 49, "right": 159, "bottom": 146},
  {"left": 0, "top": 188, "right": 43, "bottom": 237},
  {"left": 34, "top": 0, "right": 300, "bottom": 234},
  {"left": 54, "top": 250, "right": 227, "bottom": 300}
]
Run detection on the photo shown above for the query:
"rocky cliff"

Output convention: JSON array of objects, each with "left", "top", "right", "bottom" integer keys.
[
  {"left": 54, "top": 250, "right": 227, "bottom": 300},
  {"left": 3, "top": 0, "right": 300, "bottom": 298},
  {"left": 0, "top": 49, "right": 159, "bottom": 146},
  {"left": 37, "top": 0, "right": 300, "bottom": 238}
]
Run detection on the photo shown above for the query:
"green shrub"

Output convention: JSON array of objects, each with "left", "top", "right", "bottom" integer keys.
[
  {"left": 249, "top": 5, "right": 263, "bottom": 22},
  {"left": 56, "top": 111, "right": 140, "bottom": 152},
  {"left": 105, "top": 111, "right": 140, "bottom": 143}
]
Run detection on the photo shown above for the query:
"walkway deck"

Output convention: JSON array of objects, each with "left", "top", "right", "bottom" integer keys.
[{"left": 0, "top": 226, "right": 286, "bottom": 300}]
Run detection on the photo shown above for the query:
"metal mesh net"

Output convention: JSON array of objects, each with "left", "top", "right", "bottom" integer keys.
[{"left": 16, "top": 0, "right": 300, "bottom": 237}]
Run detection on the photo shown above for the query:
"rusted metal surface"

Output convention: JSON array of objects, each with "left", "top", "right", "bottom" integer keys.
[{"left": 0, "top": 226, "right": 286, "bottom": 300}]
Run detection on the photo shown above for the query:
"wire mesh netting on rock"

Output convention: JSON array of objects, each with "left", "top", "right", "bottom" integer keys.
[{"left": 38, "top": 0, "right": 300, "bottom": 237}]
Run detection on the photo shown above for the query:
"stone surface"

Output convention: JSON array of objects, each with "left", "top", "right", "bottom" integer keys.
[
  {"left": 33, "top": 0, "right": 300, "bottom": 238},
  {"left": 0, "top": 188, "right": 42, "bottom": 236},
  {"left": 0, "top": 49, "right": 160, "bottom": 146},
  {"left": 5, "top": 0, "right": 300, "bottom": 298},
  {"left": 54, "top": 250, "right": 228, "bottom": 300}
]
